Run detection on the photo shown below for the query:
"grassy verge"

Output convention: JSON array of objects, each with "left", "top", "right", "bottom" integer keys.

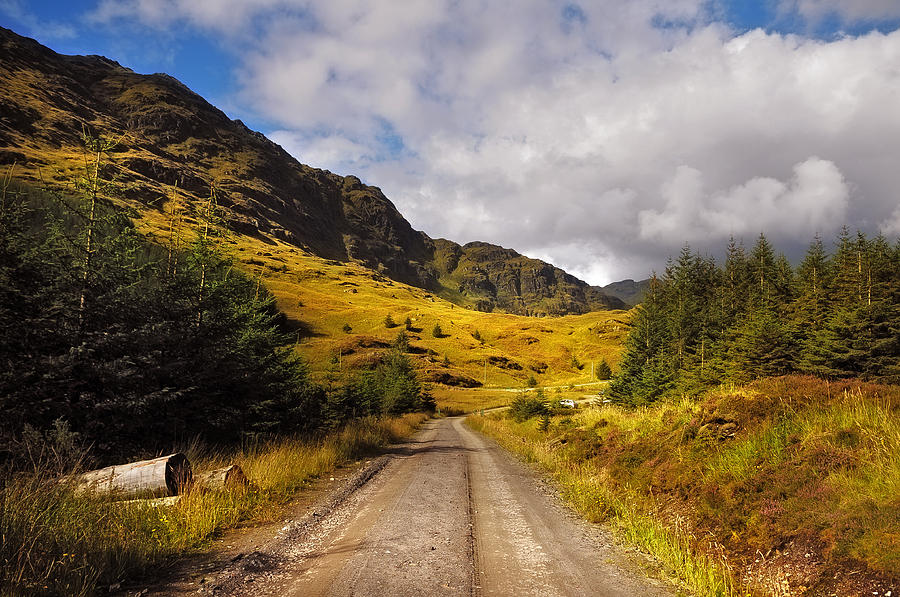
[
  {"left": 0, "top": 413, "right": 427, "bottom": 596},
  {"left": 468, "top": 376, "right": 900, "bottom": 596}
]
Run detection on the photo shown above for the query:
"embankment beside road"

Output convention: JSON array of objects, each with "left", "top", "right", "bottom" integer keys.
[{"left": 468, "top": 375, "right": 900, "bottom": 596}]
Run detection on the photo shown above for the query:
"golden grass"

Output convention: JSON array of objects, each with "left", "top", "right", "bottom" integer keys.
[
  {"left": 9, "top": 148, "right": 631, "bottom": 391},
  {"left": 117, "top": 198, "right": 631, "bottom": 390},
  {"left": 431, "top": 388, "right": 515, "bottom": 414},
  {"left": 433, "top": 385, "right": 604, "bottom": 414},
  {"left": 0, "top": 413, "right": 426, "bottom": 596}
]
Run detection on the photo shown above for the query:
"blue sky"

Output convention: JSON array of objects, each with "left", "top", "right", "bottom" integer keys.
[{"left": 3, "top": 1, "right": 900, "bottom": 283}]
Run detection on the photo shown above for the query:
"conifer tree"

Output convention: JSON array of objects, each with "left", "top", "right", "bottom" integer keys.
[
  {"left": 721, "top": 236, "right": 749, "bottom": 325},
  {"left": 747, "top": 233, "right": 778, "bottom": 309},
  {"left": 609, "top": 275, "right": 673, "bottom": 405},
  {"left": 376, "top": 345, "right": 422, "bottom": 414},
  {"left": 595, "top": 358, "right": 612, "bottom": 380},
  {"left": 795, "top": 235, "right": 831, "bottom": 332}
]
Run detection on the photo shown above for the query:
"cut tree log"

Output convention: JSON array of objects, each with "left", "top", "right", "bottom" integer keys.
[
  {"left": 196, "top": 465, "right": 249, "bottom": 490},
  {"left": 69, "top": 453, "right": 192, "bottom": 498}
]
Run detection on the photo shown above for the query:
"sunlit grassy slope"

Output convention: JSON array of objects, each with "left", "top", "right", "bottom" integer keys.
[
  {"left": 469, "top": 376, "right": 900, "bottom": 596},
  {"left": 129, "top": 205, "right": 630, "bottom": 399},
  {"left": 7, "top": 139, "right": 628, "bottom": 410}
]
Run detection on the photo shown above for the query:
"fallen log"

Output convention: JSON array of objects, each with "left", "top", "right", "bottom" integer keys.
[
  {"left": 68, "top": 453, "right": 192, "bottom": 498},
  {"left": 196, "top": 465, "right": 249, "bottom": 490}
]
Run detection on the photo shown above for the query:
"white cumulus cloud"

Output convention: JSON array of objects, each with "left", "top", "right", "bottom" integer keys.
[{"left": 638, "top": 158, "right": 849, "bottom": 244}]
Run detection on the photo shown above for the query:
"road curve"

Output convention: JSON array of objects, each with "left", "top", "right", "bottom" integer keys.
[{"left": 208, "top": 418, "right": 674, "bottom": 596}]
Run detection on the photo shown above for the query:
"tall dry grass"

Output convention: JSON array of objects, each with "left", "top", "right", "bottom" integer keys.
[
  {"left": 468, "top": 376, "right": 900, "bottom": 596},
  {"left": 0, "top": 413, "right": 426, "bottom": 596},
  {"left": 467, "top": 414, "right": 735, "bottom": 597}
]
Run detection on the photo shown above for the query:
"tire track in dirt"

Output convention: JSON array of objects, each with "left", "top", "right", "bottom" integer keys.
[{"left": 199, "top": 418, "right": 674, "bottom": 596}]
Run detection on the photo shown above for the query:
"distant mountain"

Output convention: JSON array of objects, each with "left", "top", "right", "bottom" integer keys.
[
  {"left": 602, "top": 278, "right": 650, "bottom": 306},
  {"left": 432, "top": 240, "right": 623, "bottom": 314},
  {"left": 0, "top": 26, "right": 624, "bottom": 315}
]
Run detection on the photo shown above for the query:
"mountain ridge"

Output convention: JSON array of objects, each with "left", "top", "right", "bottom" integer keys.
[
  {"left": 601, "top": 278, "right": 650, "bottom": 307},
  {"left": 0, "top": 26, "right": 625, "bottom": 315}
]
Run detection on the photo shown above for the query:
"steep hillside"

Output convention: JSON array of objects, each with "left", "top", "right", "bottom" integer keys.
[{"left": 0, "top": 26, "right": 623, "bottom": 316}]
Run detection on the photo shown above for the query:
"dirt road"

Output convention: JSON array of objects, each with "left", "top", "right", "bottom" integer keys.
[{"left": 206, "top": 418, "right": 674, "bottom": 596}]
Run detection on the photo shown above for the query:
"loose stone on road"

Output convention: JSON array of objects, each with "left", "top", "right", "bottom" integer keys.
[{"left": 205, "top": 417, "right": 675, "bottom": 596}]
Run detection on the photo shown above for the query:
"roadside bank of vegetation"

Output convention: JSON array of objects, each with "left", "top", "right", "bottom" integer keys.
[
  {"left": 0, "top": 413, "right": 426, "bottom": 596},
  {"left": 469, "top": 376, "right": 900, "bottom": 596}
]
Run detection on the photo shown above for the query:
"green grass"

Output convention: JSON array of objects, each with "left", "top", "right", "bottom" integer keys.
[
  {"left": 468, "top": 376, "right": 900, "bottom": 596},
  {"left": 0, "top": 413, "right": 426, "bottom": 596}
]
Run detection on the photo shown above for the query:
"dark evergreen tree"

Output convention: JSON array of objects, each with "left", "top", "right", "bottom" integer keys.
[
  {"left": 595, "top": 358, "right": 612, "bottom": 380},
  {"left": 721, "top": 236, "right": 749, "bottom": 326},
  {"left": 0, "top": 182, "right": 326, "bottom": 462},
  {"left": 610, "top": 228, "right": 899, "bottom": 406},
  {"left": 609, "top": 275, "right": 674, "bottom": 405},
  {"left": 747, "top": 233, "right": 778, "bottom": 309},
  {"left": 375, "top": 345, "right": 423, "bottom": 414},
  {"left": 795, "top": 235, "right": 831, "bottom": 333},
  {"left": 393, "top": 329, "right": 410, "bottom": 352}
]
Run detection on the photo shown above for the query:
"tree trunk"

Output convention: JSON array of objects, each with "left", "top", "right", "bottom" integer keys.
[
  {"left": 69, "top": 453, "right": 192, "bottom": 497},
  {"left": 196, "top": 465, "right": 249, "bottom": 490}
]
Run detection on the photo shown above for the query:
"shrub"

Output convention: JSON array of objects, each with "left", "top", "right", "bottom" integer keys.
[
  {"left": 525, "top": 374, "right": 538, "bottom": 387},
  {"left": 432, "top": 322, "right": 443, "bottom": 338},
  {"left": 342, "top": 323, "right": 352, "bottom": 333},
  {"left": 596, "top": 358, "right": 612, "bottom": 380},
  {"left": 538, "top": 412, "right": 551, "bottom": 432},
  {"left": 509, "top": 392, "right": 548, "bottom": 422},
  {"left": 393, "top": 330, "right": 409, "bottom": 352},
  {"left": 384, "top": 314, "right": 396, "bottom": 328}
]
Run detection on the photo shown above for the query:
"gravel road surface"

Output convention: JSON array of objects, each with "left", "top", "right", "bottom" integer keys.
[{"left": 205, "top": 417, "right": 675, "bottom": 596}]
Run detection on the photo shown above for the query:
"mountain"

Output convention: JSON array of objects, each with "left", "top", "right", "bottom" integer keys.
[
  {"left": 0, "top": 26, "right": 624, "bottom": 315},
  {"left": 431, "top": 240, "right": 622, "bottom": 314},
  {"left": 601, "top": 278, "right": 650, "bottom": 306}
]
